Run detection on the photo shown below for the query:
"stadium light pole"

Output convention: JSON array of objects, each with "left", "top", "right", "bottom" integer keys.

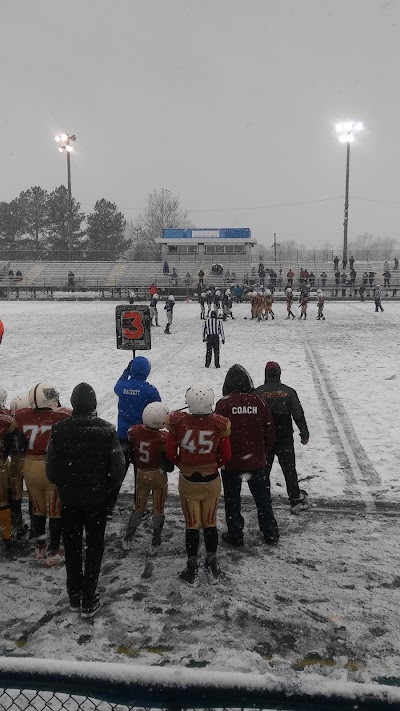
[
  {"left": 55, "top": 133, "right": 76, "bottom": 260},
  {"left": 335, "top": 121, "right": 362, "bottom": 265}
]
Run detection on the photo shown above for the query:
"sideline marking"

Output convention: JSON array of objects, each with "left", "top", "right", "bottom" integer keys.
[{"left": 305, "top": 343, "right": 376, "bottom": 512}]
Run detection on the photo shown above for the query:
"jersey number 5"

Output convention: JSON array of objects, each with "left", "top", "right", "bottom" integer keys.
[
  {"left": 139, "top": 441, "right": 150, "bottom": 463},
  {"left": 181, "top": 429, "right": 213, "bottom": 454}
]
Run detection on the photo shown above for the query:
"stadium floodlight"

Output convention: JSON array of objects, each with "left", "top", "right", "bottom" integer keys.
[
  {"left": 54, "top": 132, "right": 77, "bottom": 260},
  {"left": 335, "top": 119, "right": 363, "bottom": 266}
]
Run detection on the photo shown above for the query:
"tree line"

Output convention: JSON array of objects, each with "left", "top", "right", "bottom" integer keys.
[{"left": 0, "top": 187, "right": 192, "bottom": 262}]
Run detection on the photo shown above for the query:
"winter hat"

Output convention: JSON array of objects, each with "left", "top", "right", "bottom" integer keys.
[
  {"left": 265, "top": 361, "right": 281, "bottom": 380},
  {"left": 222, "top": 365, "right": 254, "bottom": 396},
  {"left": 71, "top": 382, "right": 97, "bottom": 414}
]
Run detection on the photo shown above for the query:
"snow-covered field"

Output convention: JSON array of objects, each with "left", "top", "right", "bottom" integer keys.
[{"left": 1, "top": 298, "right": 400, "bottom": 687}]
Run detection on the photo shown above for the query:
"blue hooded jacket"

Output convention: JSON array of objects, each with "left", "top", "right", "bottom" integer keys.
[{"left": 114, "top": 356, "right": 161, "bottom": 439}]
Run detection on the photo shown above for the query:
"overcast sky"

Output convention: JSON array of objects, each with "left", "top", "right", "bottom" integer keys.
[{"left": 1, "top": 0, "right": 399, "bottom": 248}]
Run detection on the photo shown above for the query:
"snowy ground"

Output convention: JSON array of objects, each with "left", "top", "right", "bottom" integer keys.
[{"left": 1, "top": 298, "right": 400, "bottom": 686}]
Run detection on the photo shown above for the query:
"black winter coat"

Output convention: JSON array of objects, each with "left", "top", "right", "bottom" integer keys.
[
  {"left": 46, "top": 414, "right": 125, "bottom": 509},
  {"left": 254, "top": 380, "right": 309, "bottom": 443}
]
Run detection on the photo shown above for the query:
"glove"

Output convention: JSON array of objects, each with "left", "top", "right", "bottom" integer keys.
[
  {"left": 203, "top": 338, "right": 206, "bottom": 342},
  {"left": 222, "top": 340, "right": 225, "bottom": 345},
  {"left": 300, "top": 436, "right": 309, "bottom": 445}
]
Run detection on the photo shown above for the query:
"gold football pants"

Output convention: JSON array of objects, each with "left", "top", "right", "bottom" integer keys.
[
  {"left": 178, "top": 474, "right": 221, "bottom": 529},
  {"left": 23, "top": 458, "right": 61, "bottom": 518},
  {"left": 135, "top": 468, "right": 168, "bottom": 515}
]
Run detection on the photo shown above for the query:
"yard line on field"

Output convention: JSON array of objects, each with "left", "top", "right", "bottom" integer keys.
[{"left": 305, "top": 343, "right": 380, "bottom": 512}]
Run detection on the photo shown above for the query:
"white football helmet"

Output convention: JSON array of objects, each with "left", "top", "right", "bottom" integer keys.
[
  {"left": 225, "top": 289, "right": 231, "bottom": 295},
  {"left": 252, "top": 291, "right": 258, "bottom": 297},
  {"left": 0, "top": 385, "right": 7, "bottom": 408},
  {"left": 201, "top": 292, "right": 206, "bottom": 297},
  {"left": 154, "top": 293, "right": 159, "bottom": 300},
  {"left": 317, "top": 289, "right": 322, "bottom": 295},
  {"left": 168, "top": 295, "right": 175, "bottom": 301},
  {"left": 185, "top": 386, "right": 215, "bottom": 415},
  {"left": 142, "top": 402, "right": 170, "bottom": 430},
  {"left": 266, "top": 289, "right": 271, "bottom": 295},
  {"left": 10, "top": 394, "right": 30, "bottom": 416},
  {"left": 29, "top": 383, "right": 60, "bottom": 410},
  {"left": 215, "top": 290, "right": 221, "bottom": 296},
  {"left": 286, "top": 287, "right": 292, "bottom": 293}
]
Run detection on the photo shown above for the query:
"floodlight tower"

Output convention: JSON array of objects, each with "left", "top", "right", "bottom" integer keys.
[
  {"left": 335, "top": 121, "right": 362, "bottom": 265},
  {"left": 55, "top": 133, "right": 77, "bottom": 260}
]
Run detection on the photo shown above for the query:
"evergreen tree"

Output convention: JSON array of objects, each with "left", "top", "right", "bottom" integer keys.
[
  {"left": 85, "top": 199, "right": 127, "bottom": 260},
  {"left": 0, "top": 199, "right": 24, "bottom": 255},
  {"left": 18, "top": 186, "right": 48, "bottom": 253},
  {"left": 45, "top": 186, "right": 84, "bottom": 259}
]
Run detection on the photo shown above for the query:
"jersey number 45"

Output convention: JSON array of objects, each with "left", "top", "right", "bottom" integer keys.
[{"left": 181, "top": 429, "right": 214, "bottom": 454}]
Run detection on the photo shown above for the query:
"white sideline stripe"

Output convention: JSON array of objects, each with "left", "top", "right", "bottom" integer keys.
[{"left": 304, "top": 343, "right": 376, "bottom": 512}]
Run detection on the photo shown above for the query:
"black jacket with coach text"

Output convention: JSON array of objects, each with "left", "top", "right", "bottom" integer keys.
[
  {"left": 254, "top": 380, "right": 309, "bottom": 443},
  {"left": 46, "top": 413, "right": 125, "bottom": 509}
]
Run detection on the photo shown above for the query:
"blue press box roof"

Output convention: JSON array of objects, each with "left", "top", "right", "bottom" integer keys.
[{"left": 162, "top": 228, "right": 251, "bottom": 239}]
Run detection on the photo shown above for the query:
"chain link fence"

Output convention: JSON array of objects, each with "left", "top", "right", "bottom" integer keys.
[{"left": 1, "top": 659, "right": 400, "bottom": 711}]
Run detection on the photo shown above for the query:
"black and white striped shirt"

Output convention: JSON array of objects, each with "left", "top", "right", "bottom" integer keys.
[{"left": 203, "top": 317, "right": 225, "bottom": 340}]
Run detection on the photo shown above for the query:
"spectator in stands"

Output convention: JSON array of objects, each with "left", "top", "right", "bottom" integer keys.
[
  {"left": 350, "top": 269, "right": 357, "bottom": 286},
  {"left": 198, "top": 268, "right": 205, "bottom": 287},
  {"left": 269, "top": 269, "right": 277, "bottom": 289},
  {"left": 349, "top": 255, "right": 355, "bottom": 270},
  {"left": 362, "top": 272, "right": 368, "bottom": 285},
  {"left": 384, "top": 260, "right": 389, "bottom": 272},
  {"left": 383, "top": 270, "right": 391, "bottom": 287},
  {"left": 67, "top": 271, "right": 75, "bottom": 291},
  {"left": 287, "top": 269, "right": 294, "bottom": 287},
  {"left": 171, "top": 268, "right": 178, "bottom": 285},
  {"left": 163, "top": 260, "right": 170, "bottom": 276},
  {"left": 334, "top": 255, "right": 339, "bottom": 270},
  {"left": 359, "top": 284, "right": 366, "bottom": 301},
  {"left": 309, "top": 272, "right": 315, "bottom": 287},
  {"left": 341, "top": 271, "right": 347, "bottom": 285},
  {"left": 234, "top": 285, "right": 243, "bottom": 303},
  {"left": 15, "top": 270, "right": 23, "bottom": 282},
  {"left": 321, "top": 271, "right": 327, "bottom": 286},
  {"left": 303, "top": 269, "right": 309, "bottom": 283},
  {"left": 342, "top": 257, "right": 348, "bottom": 270},
  {"left": 150, "top": 283, "right": 157, "bottom": 296},
  {"left": 8, "top": 270, "right": 14, "bottom": 282},
  {"left": 335, "top": 270, "right": 340, "bottom": 287},
  {"left": 394, "top": 257, "right": 399, "bottom": 271},
  {"left": 258, "top": 263, "right": 265, "bottom": 285},
  {"left": 369, "top": 271, "right": 376, "bottom": 287}
]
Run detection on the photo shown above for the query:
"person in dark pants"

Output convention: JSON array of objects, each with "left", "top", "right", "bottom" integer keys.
[
  {"left": 46, "top": 383, "right": 125, "bottom": 618},
  {"left": 203, "top": 311, "right": 225, "bottom": 368},
  {"left": 254, "top": 362, "right": 310, "bottom": 514},
  {"left": 215, "top": 364, "right": 278, "bottom": 547}
]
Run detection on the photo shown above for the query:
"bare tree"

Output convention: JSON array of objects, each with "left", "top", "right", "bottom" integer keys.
[{"left": 132, "top": 188, "right": 193, "bottom": 260}]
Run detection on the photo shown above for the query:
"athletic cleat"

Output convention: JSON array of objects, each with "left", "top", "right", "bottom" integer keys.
[
  {"left": 290, "top": 490, "right": 310, "bottom": 515},
  {"left": 81, "top": 595, "right": 101, "bottom": 619},
  {"left": 121, "top": 534, "right": 133, "bottom": 552},
  {"left": 151, "top": 530, "right": 162, "bottom": 548},
  {"left": 179, "top": 558, "right": 198, "bottom": 587},
  {"left": 69, "top": 595, "right": 81, "bottom": 612},
  {"left": 35, "top": 541, "right": 47, "bottom": 560},
  {"left": 46, "top": 548, "right": 65, "bottom": 567},
  {"left": 205, "top": 554, "right": 221, "bottom": 585},
  {"left": 2, "top": 536, "right": 14, "bottom": 550},
  {"left": 222, "top": 532, "right": 244, "bottom": 548}
]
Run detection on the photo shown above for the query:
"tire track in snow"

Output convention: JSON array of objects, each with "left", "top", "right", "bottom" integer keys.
[{"left": 305, "top": 342, "right": 381, "bottom": 511}]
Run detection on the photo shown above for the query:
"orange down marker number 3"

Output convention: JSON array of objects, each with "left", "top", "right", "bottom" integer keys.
[{"left": 122, "top": 311, "right": 145, "bottom": 340}]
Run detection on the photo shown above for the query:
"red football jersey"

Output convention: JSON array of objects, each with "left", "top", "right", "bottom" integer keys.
[
  {"left": 14, "top": 407, "right": 72, "bottom": 456},
  {"left": 128, "top": 425, "right": 167, "bottom": 470},
  {"left": 167, "top": 411, "right": 230, "bottom": 473}
]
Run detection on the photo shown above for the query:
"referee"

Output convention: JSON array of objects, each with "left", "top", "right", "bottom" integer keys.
[{"left": 203, "top": 311, "right": 225, "bottom": 368}]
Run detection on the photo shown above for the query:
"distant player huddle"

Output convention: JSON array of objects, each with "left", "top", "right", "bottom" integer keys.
[{"left": 250, "top": 288, "right": 325, "bottom": 321}]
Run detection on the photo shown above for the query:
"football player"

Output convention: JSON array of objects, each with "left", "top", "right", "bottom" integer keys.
[
  {"left": 264, "top": 289, "right": 275, "bottom": 320},
  {"left": 12, "top": 383, "right": 71, "bottom": 564},
  {"left": 298, "top": 291, "right": 309, "bottom": 319},
  {"left": 123, "top": 402, "right": 173, "bottom": 553},
  {"left": 317, "top": 289, "right": 325, "bottom": 320},
  {"left": 149, "top": 293, "right": 160, "bottom": 326},
  {"left": 0, "top": 388, "right": 13, "bottom": 548},
  {"left": 285, "top": 287, "right": 295, "bottom": 319},
  {"left": 166, "top": 386, "right": 231, "bottom": 586}
]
